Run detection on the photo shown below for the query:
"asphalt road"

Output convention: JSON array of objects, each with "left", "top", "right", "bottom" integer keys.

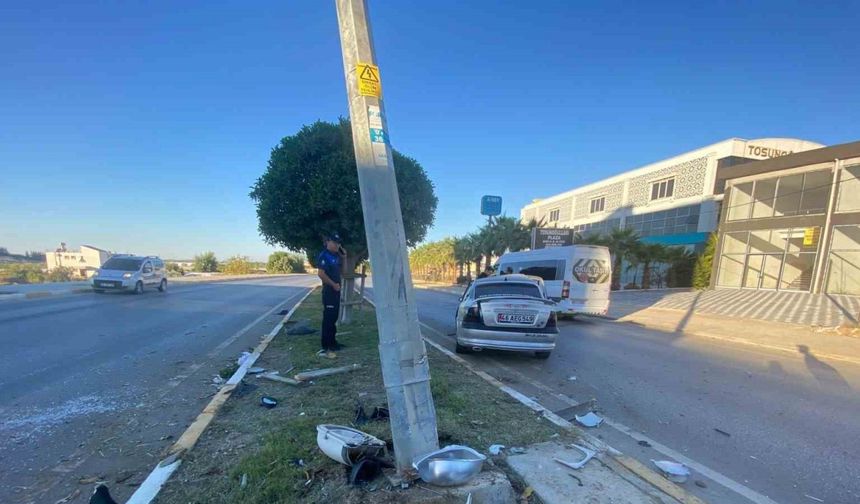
[
  {"left": 0, "top": 275, "right": 316, "bottom": 504},
  {"left": 400, "top": 287, "right": 860, "bottom": 504}
]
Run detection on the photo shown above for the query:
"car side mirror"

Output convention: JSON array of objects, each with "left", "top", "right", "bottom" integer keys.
[{"left": 458, "top": 295, "right": 464, "bottom": 302}]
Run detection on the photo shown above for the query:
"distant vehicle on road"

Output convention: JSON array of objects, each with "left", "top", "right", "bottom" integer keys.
[
  {"left": 455, "top": 274, "right": 558, "bottom": 358},
  {"left": 92, "top": 255, "right": 167, "bottom": 294},
  {"left": 495, "top": 245, "right": 611, "bottom": 316}
]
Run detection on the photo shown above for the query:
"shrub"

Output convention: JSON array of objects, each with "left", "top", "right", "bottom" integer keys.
[
  {"left": 193, "top": 252, "right": 218, "bottom": 272},
  {"left": 692, "top": 233, "right": 717, "bottom": 290},
  {"left": 222, "top": 255, "right": 253, "bottom": 275},
  {"left": 267, "top": 252, "right": 306, "bottom": 274},
  {"left": 165, "top": 262, "right": 185, "bottom": 277},
  {"left": 46, "top": 267, "right": 74, "bottom": 282}
]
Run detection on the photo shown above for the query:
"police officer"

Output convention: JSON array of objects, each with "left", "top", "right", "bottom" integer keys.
[{"left": 317, "top": 233, "right": 346, "bottom": 358}]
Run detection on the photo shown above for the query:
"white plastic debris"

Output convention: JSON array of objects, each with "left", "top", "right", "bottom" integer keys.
[
  {"left": 237, "top": 351, "right": 253, "bottom": 367},
  {"left": 509, "top": 447, "right": 526, "bottom": 454},
  {"left": 568, "top": 375, "right": 577, "bottom": 381},
  {"left": 574, "top": 412, "right": 604, "bottom": 428},
  {"left": 651, "top": 460, "right": 691, "bottom": 483},
  {"left": 554, "top": 444, "right": 596, "bottom": 470},
  {"left": 488, "top": 444, "right": 505, "bottom": 455},
  {"left": 212, "top": 375, "right": 225, "bottom": 385},
  {"left": 247, "top": 367, "right": 266, "bottom": 374}
]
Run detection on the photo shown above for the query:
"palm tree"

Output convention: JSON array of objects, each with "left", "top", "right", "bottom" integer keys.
[
  {"left": 603, "top": 227, "right": 640, "bottom": 290},
  {"left": 663, "top": 246, "right": 697, "bottom": 288},
  {"left": 634, "top": 242, "right": 668, "bottom": 289}
]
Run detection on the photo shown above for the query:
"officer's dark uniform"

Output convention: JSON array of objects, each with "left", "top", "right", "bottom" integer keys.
[{"left": 318, "top": 247, "right": 342, "bottom": 351}]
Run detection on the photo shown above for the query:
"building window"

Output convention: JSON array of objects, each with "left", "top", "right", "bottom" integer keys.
[
  {"left": 548, "top": 208, "right": 560, "bottom": 222},
  {"left": 826, "top": 225, "right": 860, "bottom": 295},
  {"left": 573, "top": 218, "right": 621, "bottom": 236},
  {"left": 624, "top": 204, "right": 700, "bottom": 238},
  {"left": 727, "top": 170, "right": 832, "bottom": 222},
  {"left": 589, "top": 197, "right": 605, "bottom": 214},
  {"left": 650, "top": 178, "right": 675, "bottom": 201}
]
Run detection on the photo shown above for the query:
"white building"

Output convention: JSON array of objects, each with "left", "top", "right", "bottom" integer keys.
[
  {"left": 45, "top": 244, "right": 111, "bottom": 278},
  {"left": 520, "top": 138, "right": 824, "bottom": 287},
  {"left": 521, "top": 138, "right": 824, "bottom": 249}
]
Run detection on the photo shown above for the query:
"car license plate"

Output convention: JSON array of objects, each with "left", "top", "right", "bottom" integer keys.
[
  {"left": 497, "top": 313, "right": 535, "bottom": 324},
  {"left": 99, "top": 282, "right": 113, "bottom": 288}
]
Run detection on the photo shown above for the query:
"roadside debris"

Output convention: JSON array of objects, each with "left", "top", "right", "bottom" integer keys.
[
  {"left": 695, "top": 480, "right": 707, "bottom": 488},
  {"left": 509, "top": 447, "right": 526, "bottom": 454},
  {"left": 88, "top": 484, "right": 117, "bottom": 504},
  {"left": 316, "top": 424, "right": 386, "bottom": 465},
  {"left": 568, "top": 473, "right": 584, "bottom": 486},
  {"left": 258, "top": 372, "right": 301, "bottom": 386},
  {"left": 348, "top": 456, "right": 392, "bottom": 486},
  {"left": 212, "top": 375, "right": 225, "bottom": 385},
  {"left": 489, "top": 444, "right": 505, "bottom": 455},
  {"left": 295, "top": 364, "right": 361, "bottom": 382},
  {"left": 638, "top": 440, "right": 652, "bottom": 447},
  {"left": 804, "top": 494, "right": 824, "bottom": 502},
  {"left": 55, "top": 488, "right": 81, "bottom": 504},
  {"left": 354, "top": 404, "right": 369, "bottom": 425},
  {"left": 713, "top": 428, "right": 731, "bottom": 437},
  {"left": 237, "top": 351, "right": 252, "bottom": 367},
  {"left": 574, "top": 411, "right": 604, "bottom": 428},
  {"left": 413, "top": 445, "right": 486, "bottom": 486},
  {"left": 287, "top": 322, "right": 316, "bottom": 335},
  {"left": 554, "top": 444, "right": 596, "bottom": 470},
  {"left": 370, "top": 406, "right": 389, "bottom": 421},
  {"left": 78, "top": 476, "right": 101, "bottom": 484},
  {"left": 260, "top": 397, "right": 278, "bottom": 409},
  {"left": 651, "top": 460, "right": 690, "bottom": 483},
  {"left": 247, "top": 367, "right": 266, "bottom": 374},
  {"left": 568, "top": 375, "right": 577, "bottom": 381},
  {"left": 240, "top": 473, "right": 248, "bottom": 488}
]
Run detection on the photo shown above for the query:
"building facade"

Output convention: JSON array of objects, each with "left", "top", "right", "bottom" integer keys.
[
  {"left": 520, "top": 138, "right": 824, "bottom": 252},
  {"left": 45, "top": 244, "right": 111, "bottom": 278},
  {"left": 711, "top": 140, "right": 860, "bottom": 294}
]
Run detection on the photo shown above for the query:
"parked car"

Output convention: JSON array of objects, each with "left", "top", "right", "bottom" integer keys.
[
  {"left": 454, "top": 274, "right": 558, "bottom": 358},
  {"left": 92, "top": 255, "right": 167, "bottom": 294},
  {"left": 495, "top": 245, "right": 612, "bottom": 316}
]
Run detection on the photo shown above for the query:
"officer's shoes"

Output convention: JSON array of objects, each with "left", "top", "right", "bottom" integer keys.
[{"left": 316, "top": 349, "right": 337, "bottom": 359}]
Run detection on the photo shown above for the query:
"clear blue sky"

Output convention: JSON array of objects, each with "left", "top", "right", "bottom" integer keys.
[{"left": 2, "top": 1, "right": 858, "bottom": 261}]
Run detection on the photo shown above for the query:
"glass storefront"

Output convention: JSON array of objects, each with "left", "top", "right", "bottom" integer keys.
[
  {"left": 717, "top": 228, "right": 817, "bottom": 291},
  {"left": 727, "top": 170, "right": 831, "bottom": 221},
  {"left": 826, "top": 225, "right": 860, "bottom": 295}
]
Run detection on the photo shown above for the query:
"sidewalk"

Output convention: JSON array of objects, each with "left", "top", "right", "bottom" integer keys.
[{"left": 149, "top": 290, "right": 702, "bottom": 504}]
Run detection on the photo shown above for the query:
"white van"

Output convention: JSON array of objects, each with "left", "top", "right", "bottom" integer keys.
[{"left": 495, "top": 245, "right": 611, "bottom": 315}]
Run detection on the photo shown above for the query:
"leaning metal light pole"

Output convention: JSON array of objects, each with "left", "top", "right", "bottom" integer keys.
[{"left": 334, "top": 0, "right": 439, "bottom": 475}]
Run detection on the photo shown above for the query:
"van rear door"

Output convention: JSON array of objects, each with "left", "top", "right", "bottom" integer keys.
[
  {"left": 569, "top": 246, "right": 611, "bottom": 310},
  {"left": 497, "top": 259, "right": 566, "bottom": 299}
]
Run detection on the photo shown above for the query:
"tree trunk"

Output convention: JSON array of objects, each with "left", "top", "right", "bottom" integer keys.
[
  {"left": 340, "top": 253, "right": 361, "bottom": 324},
  {"left": 642, "top": 261, "right": 652, "bottom": 290},
  {"left": 612, "top": 255, "right": 623, "bottom": 290}
]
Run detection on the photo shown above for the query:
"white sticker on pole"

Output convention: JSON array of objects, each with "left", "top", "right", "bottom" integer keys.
[
  {"left": 368, "top": 105, "right": 383, "bottom": 129},
  {"left": 369, "top": 127, "right": 389, "bottom": 167}
]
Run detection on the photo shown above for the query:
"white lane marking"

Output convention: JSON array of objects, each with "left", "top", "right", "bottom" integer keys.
[{"left": 417, "top": 320, "right": 779, "bottom": 504}]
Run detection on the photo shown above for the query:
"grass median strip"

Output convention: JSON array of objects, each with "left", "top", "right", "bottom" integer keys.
[{"left": 155, "top": 290, "right": 576, "bottom": 503}]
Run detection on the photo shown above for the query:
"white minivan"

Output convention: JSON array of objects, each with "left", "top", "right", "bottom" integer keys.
[{"left": 495, "top": 245, "right": 612, "bottom": 316}]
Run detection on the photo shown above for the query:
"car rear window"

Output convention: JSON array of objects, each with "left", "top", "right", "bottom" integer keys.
[
  {"left": 101, "top": 258, "right": 142, "bottom": 271},
  {"left": 475, "top": 283, "right": 543, "bottom": 299},
  {"left": 497, "top": 260, "right": 563, "bottom": 281}
]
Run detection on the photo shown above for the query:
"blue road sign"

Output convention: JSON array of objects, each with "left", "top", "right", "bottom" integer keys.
[{"left": 481, "top": 195, "right": 502, "bottom": 216}]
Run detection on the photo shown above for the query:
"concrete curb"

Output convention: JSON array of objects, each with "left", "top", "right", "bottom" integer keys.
[{"left": 126, "top": 287, "right": 315, "bottom": 504}]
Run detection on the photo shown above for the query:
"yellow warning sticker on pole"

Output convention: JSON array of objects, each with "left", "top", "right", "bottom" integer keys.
[{"left": 356, "top": 63, "right": 381, "bottom": 98}]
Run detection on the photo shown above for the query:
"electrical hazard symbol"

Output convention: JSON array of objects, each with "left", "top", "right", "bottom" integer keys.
[{"left": 356, "top": 63, "right": 382, "bottom": 98}]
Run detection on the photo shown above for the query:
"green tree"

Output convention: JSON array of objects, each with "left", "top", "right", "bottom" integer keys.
[
  {"left": 250, "top": 119, "right": 437, "bottom": 275},
  {"left": 46, "top": 266, "right": 74, "bottom": 282},
  {"left": 193, "top": 251, "right": 219, "bottom": 273},
  {"left": 692, "top": 233, "right": 718, "bottom": 289},
  {"left": 603, "top": 227, "right": 640, "bottom": 290},
  {"left": 222, "top": 255, "right": 253, "bottom": 275},
  {"left": 268, "top": 251, "right": 307, "bottom": 274},
  {"left": 664, "top": 247, "right": 697, "bottom": 288},
  {"left": 626, "top": 242, "right": 668, "bottom": 289}
]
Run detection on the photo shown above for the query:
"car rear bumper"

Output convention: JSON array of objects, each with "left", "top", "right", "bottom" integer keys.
[
  {"left": 552, "top": 299, "right": 610, "bottom": 315},
  {"left": 457, "top": 326, "right": 556, "bottom": 352}
]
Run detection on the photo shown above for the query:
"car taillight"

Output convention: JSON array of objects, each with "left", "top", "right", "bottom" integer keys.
[
  {"left": 562, "top": 280, "right": 570, "bottom": 299},
  {"left": 463, "top": 305, "right": 482, "bottom": 324},
  {"left": 546, "top": 311, "right": 557, "bottom": 328}
]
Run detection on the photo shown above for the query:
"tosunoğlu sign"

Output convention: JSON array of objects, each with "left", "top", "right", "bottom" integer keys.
[{"left": 747, "top": 144, "right": 793, "bottom": 159}]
